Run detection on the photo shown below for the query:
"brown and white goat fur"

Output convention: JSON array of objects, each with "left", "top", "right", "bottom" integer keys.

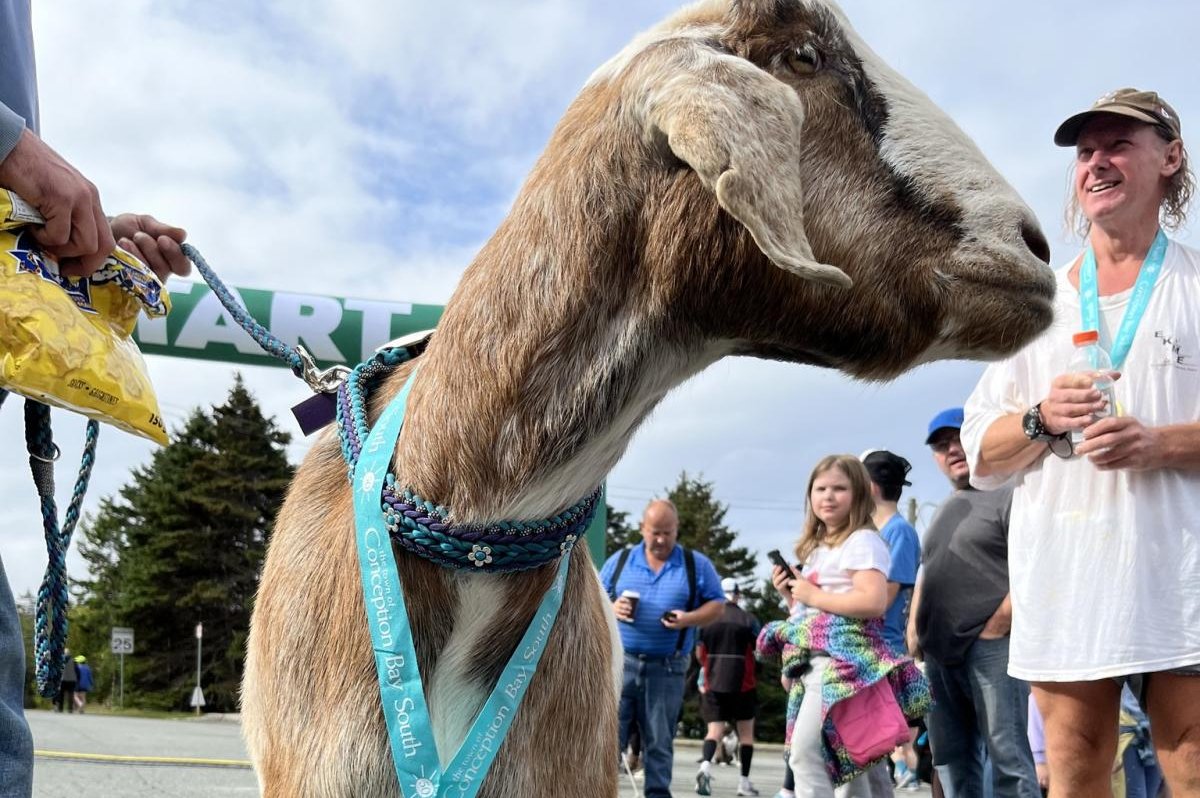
[{"left": 244, "top": 1, "right": 1054, "bottom": 795}]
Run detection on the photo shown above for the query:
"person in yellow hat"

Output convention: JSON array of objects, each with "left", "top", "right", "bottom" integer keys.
[{"left": 72, "top": 656, "right": 93, "bottom": 714}]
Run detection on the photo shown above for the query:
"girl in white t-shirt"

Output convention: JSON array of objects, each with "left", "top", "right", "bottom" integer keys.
[{"left": 771, "top": 454, "right": 893, "bottom": 797}]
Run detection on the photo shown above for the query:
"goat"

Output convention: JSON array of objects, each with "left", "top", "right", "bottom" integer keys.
[{"left": 243, "top": 1, "right": 1055, "bottom": 795}]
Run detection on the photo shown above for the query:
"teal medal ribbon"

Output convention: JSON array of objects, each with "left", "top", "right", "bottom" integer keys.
[
  {"left": 351, "top": 373, "right": 574, "bottom": 798},
  {"left": 1078, "top": 229, "right": 1168, "bottom": 370}
]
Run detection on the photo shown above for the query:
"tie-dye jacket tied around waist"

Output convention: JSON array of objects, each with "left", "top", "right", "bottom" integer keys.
[{"left": 756, "top": 612, "right": 932, "bottom": 786}]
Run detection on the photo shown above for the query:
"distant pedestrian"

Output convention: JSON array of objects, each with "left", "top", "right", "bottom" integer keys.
[
  {"left": 55, "top": 649, "right": 77, "bottom": 713},
  {"left": 1114, "top": 685, "right": 1163, "bottom": 798},
  {"left": 602, "top": 499, "right": 727, "bottom": 798},
  {"left": 72, "top": 656, "right": 92, "bottom": 713},
  {"left": 1027, "top": 694, "right": 1048, "bottom": 796},
  {"left": 694, "top": 577, "right": 762, "bottom": 797}
]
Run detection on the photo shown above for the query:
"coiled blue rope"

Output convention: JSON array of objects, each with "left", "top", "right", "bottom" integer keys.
[
  {"left": 5, "top": 244, "right": 338, "bottom": 702},
  {"left": 16, "top": 396, "right": 99, "bottom": 697}
]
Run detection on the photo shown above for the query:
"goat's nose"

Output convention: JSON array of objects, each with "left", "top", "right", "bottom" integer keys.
[{"left": 1020, "top": 219, "right": 1051, "bottom": 265}]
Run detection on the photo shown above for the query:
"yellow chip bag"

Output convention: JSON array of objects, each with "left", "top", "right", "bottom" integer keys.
[{"left": 0, "top": 189, "right": 170, "bottom": 444}]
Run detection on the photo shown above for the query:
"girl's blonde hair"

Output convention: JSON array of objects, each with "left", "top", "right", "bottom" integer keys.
[{"left": 794, "top": 455, "right": 876, "bottom": 566}]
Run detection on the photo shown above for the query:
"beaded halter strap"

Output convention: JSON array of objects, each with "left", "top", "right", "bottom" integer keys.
[{"left": 334, "top": 347, "right": 600, "bottom": 572}]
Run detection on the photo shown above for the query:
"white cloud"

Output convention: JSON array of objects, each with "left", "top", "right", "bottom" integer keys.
[{"left": 4, "top": 0, "right": 1197, "bottom": 600}]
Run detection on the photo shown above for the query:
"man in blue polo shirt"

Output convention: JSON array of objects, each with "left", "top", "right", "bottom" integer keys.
[{"left": 601, "top": 499, "right": 726, "bottom": 798}]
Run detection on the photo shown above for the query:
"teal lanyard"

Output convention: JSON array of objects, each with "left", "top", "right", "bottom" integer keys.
[
  {"left": 352, "top": 373, "right": 574, "bottom": 798},
  {"left": 1079, "top": 229, "right": 1168, "bottom": 370}
]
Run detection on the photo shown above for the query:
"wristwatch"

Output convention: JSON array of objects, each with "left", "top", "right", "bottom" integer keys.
[
  {"left": 1022, "top": 403, "right": 1073, "bottom": 458},
  {"left": 1021, "top": 403, "right": 1056, "bottom": 442}
]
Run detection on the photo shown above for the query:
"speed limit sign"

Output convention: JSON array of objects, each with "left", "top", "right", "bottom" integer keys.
[{"left": 111, "top": 627, "right": 135, "bottom": 655}]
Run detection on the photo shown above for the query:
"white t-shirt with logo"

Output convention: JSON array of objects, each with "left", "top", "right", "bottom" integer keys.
[
  {"left": 789, "top": 529, "right": 891, "bottom": 620},
  {"left": 963, "top": 239, "right": 1200, "bottom": 681}
]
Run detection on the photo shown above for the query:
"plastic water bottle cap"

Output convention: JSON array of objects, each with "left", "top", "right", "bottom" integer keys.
[{"left": 1072, "top": 330, "right": 1100, "bottom": 346}]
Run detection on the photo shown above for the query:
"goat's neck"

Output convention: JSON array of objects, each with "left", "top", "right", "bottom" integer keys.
[{"left": 393, "top": 294, "right": 728, "bottom": 524}]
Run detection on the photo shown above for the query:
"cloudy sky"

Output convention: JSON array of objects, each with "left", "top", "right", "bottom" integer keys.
[{"left": 2, "top": 1, "right": 1196, "bottom": 598}]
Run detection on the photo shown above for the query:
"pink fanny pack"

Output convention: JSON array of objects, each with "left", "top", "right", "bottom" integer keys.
[{"left": 828, "top": 676, "right": 910, "bottom": 766}]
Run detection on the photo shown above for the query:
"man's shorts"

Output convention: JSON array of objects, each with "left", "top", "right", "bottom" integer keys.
[
  {"left": 700, "top": 689, "right": 757, "bottom": 724},
  {"left": 1119, "top": 661, "right": 1200, "bottom": 708}
]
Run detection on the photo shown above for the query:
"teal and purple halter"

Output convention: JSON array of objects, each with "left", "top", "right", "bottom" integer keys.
[{"left": 333, "top": 329, "right": 600, "bottom": 574}]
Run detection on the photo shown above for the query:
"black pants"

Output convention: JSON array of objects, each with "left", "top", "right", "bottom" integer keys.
[{"left": 55, "top": 683, "right": 76, "bottom": 712}]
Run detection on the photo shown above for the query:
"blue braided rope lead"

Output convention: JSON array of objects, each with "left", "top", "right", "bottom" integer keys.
[
  {"left": 24, "top": 400, "right": 99, "bottom": 697},
  {"left": 180, "top": 243, "right": 304, "bottom": 375}
]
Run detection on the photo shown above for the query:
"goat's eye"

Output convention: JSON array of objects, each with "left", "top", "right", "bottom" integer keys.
[{"left": 786, "top": 45, "right": 822, "bottom": 75}]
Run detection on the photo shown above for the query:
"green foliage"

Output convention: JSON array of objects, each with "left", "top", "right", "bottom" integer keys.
[
  {"left": 69, "top": 375, "right": 293, "bottom": 712},
  {"left": 668, "top": 472, "right": 756, "bottom": 581},
  {"left": 604, "top": 503, "right": 639, "bottom": 557},
  {"left": 741, "top": 578, "right": 791, "bottom": 743}
]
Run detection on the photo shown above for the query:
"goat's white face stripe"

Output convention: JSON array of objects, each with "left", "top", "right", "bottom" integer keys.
[
  {"left": 815, "top": 0, "right": 1037, "bottom": 262},
  {"left": 590, "top": 0, "right": 1038, "bottom": 265}
]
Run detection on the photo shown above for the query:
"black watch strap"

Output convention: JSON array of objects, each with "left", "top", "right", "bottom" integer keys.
[
  {"left": 1023, "top": 403, "right": 1073, "bottom": 458},
  {"left": 1022, "top": 403, "right": 1055, "bottom": 442}
]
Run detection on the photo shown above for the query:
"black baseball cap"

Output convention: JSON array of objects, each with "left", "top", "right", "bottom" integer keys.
[{"left": 861, "top": 450, "right": 912, "bottom": 488}]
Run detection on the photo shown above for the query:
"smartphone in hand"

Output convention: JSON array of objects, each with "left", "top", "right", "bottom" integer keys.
[{"left": 766, "top": 549, "right": 797, "bottom": 582}]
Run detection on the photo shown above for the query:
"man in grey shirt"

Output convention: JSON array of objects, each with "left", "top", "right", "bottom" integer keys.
[{"left": 910, "top": 408, "right": 1040, "bottom": 798}]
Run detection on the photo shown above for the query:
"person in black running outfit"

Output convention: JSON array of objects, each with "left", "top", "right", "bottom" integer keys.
[{"left": 694, "top": 577, "right": 762, "bottom": 797}]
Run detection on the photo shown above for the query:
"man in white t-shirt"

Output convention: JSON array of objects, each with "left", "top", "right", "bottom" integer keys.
[{"left": 962, "top": 88, "right": 1200, "bottom": 797}]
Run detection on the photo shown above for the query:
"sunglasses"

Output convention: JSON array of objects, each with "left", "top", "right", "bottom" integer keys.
[{"left": 929, "top": 436, "right": 961, "bottom": 454}]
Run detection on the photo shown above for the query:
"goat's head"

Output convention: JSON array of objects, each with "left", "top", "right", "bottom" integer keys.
[{"left": 557, "top": 0, "right": 1055, "bottom": 379}]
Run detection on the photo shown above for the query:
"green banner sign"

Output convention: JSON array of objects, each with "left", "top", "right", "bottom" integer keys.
[
  {"left": 133, "top": 281, "right": 444, "bottom": 370},
  {"left": 134, "top": 280, "right": 608, "bottom": 560}
]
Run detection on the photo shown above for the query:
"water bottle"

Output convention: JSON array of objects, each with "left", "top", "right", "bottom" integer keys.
[{"left": 1067, "top": 330, "right": 1117, "bottom": 447}]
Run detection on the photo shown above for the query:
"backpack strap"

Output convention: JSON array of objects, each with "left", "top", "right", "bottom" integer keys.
[
  {"left": 675, "top": 547, "right": 698, "bottom": 654},
  {"left": 606, "top": 546, "right": 634, "bottom": 600}
]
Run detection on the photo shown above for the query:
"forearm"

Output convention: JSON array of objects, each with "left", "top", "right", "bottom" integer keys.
[
  {"left": 975, "top": 413, "right": 1047, "bottom": 480},
  {"left": 808, "top": 587, "right": 886, "bottom": 620},
  {"left": 685, "top": 599, "right": 726, "bottom": 627},
  {"left": 906, "top": 581, "right": 922, "bottom": 656},
  {"left": 993, "top": 593, "right": 1012, "bottom": 623},
  {"left": 1155, "top": 423, "right": 1200, "bottom": 470}
]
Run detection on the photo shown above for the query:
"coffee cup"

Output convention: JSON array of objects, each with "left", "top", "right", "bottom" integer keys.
[{"left": 619, "top": 589, "right": 640, "bottom": 623}]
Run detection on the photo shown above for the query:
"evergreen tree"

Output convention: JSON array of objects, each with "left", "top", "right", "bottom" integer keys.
[
  {"left": 71, "top": 375, "right": 292, "bottom": 711},
  {"left": 604, "top": 502, "right": 639, "bottom": 557},
  {"left": 667, "top": 472, "right": 756, "bottom": 581}
]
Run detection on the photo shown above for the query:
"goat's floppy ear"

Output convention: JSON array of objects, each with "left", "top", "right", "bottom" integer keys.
[{"left": 642, "top": 48, "right": 851, "bottom": 289}]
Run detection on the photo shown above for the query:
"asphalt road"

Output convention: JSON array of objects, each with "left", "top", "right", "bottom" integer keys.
[
  {"left": 29, "top": 710, "right": 257, "bottom": 797},
  {"left": 29, "top": 710, "right": 931, "bottom": 797}
]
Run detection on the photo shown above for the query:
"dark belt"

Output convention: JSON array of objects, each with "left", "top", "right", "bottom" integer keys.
[{"left": 624, "top": 651, "right": 685, "bottom": 664}]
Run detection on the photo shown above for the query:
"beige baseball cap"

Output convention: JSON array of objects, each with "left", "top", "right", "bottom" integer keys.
[{"left": 1054, "top": 88, "right": 1182, "bottom": 146}]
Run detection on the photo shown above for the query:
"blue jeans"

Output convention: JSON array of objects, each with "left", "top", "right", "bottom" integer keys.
[
  {"left": 0, "top": 556, "right": 33, "bottom": 798},
  {"left": 1121, "top": 741, "right": 1163, "bottom": 798},
  {"left": 925, "top": 637, "right": 1040, "bottom": 798},
  {"left": 619, "top": 652, "right": 687, "bottom": 798}
]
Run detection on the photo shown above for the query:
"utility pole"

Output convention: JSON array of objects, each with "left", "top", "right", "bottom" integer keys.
[
  {"left": 906, "top": 497, "right": 918, "bottom": 525},
  {"left": 191, "top": 622, "right": 205, "bottom": 715}
]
